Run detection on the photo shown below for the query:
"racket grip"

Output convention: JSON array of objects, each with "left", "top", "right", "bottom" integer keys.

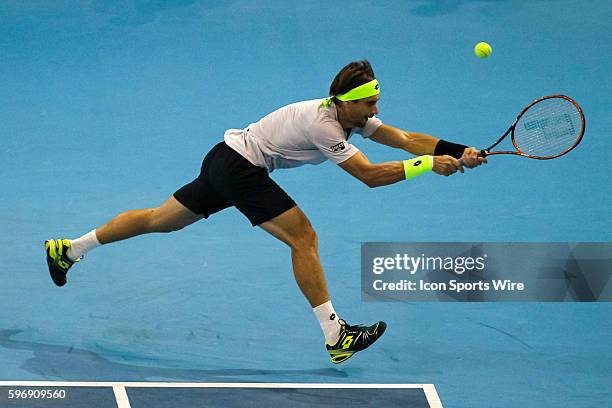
[{"left": 458, "top": 150, "right": 487, "bottom": 166}]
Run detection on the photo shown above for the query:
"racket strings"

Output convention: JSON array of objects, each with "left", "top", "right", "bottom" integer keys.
[{"left": 513, "top": 97, "right": 583, "bottom": 158}]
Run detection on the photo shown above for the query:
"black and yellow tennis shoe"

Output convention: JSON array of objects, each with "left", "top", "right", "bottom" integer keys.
[
  {"left": 326, "top": 319, "right": 387, "bottom": 364},
  {"left": 44, "top": 239, "right": 79, "bottom": 287}
]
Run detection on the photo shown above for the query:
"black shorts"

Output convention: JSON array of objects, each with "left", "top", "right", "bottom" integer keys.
[{"left": 174, "top": 142, "right": 296, "bottom": 226}]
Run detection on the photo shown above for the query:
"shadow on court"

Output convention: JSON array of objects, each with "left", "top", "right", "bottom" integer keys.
[{"left": 0, "top": 330, "right": 346, "bottom": 381}]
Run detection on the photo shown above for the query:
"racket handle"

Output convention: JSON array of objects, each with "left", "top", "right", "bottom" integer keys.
[{"left": 457, "top": 150, "right": 488, "bottom": 166}]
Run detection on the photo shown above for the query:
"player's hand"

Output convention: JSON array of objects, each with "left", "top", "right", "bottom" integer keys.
[
  {"left": 432, "top": 155, "right": 463, "bottom": 176},
  {"left": 461, "top": 147, "right": 488, "bottom": 168}
]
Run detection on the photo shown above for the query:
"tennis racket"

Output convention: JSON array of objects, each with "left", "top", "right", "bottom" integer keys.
[{"left": 461, "top": 95, "right": 585, "bottom": 164}]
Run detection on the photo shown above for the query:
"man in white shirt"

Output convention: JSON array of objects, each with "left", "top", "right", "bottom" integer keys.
[{"left": 45, "top": 60, "right": 485, "bottom": 364}]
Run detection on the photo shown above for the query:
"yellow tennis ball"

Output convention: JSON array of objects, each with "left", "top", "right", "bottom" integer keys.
[{"left": 474, "top": 41, "right": 492, "bottom": 58}]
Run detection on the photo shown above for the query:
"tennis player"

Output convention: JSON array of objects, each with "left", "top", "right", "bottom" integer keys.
[{"left": 45, "top": 60, "right": 486, "bottom": 364}]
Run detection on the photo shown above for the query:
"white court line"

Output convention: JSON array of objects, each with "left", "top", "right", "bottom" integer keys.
[
  {"left": 0, "top": 382, "right": 443, "bottom": 407},
  {"left": 0, "top": 381, "right": 434, "bottom": 388},
  {"left": 423, "top": 384, "right": 444, "bottom": 408},
  {"left": 112, "top": 385, "right": 131, "bottom": 408}
]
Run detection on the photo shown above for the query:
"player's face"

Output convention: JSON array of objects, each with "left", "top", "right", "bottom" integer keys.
[{"left": 347, "top": 95, "right": 379, "bottom": 128}]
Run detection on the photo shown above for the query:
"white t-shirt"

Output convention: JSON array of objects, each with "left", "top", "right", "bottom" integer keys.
[{"left": 224, "top": 99, "right": 383, "bottom": 172}]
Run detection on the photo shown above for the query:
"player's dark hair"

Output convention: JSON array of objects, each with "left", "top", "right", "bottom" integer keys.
[{"left": 329, "top": 60, "right": 376, "bottom": 103}]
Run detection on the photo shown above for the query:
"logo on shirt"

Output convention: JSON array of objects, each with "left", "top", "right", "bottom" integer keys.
[{"left": 331, "top": 142, "right": 346, "bottom": 152}]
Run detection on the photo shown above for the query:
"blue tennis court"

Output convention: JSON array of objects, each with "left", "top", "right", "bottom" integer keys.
[{"left": 1, "top": 1, "right": 611, "bottom": 407}]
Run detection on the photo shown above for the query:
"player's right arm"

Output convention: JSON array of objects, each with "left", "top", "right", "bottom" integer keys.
[
  {"left": 338, "top": 151, "right": 462, "bottom": 188},
  {"left": 370, "top": 124, "right": 485, "bottom": 168}
]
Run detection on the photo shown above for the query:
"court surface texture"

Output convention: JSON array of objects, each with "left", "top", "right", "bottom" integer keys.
[{"left": 1, "top": 1, "right": 610, "bottom": 407}]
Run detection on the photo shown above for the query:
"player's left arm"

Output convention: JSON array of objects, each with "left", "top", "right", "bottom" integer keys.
[{"left": 369, "top": 124, "right": 485, "bottom": 168}]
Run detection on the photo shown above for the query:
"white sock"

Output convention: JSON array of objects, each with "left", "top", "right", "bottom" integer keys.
[
  {"left": 313, "top": 300, "right": 341, "bottom": 345},
  {"left": 67, "top": 229, "right": 101, "bottom": 261}
]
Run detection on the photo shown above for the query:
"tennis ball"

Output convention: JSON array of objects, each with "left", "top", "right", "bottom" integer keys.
[{"left": 474, "top": 41, "right": 492, "bottom": 58}]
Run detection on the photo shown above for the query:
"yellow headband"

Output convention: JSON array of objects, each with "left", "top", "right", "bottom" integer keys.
[
  {"left": 321, "top": 79, "right": 380, "bottom": 107},
  {"left": 336, "top": 79, "right": 380, "bottom": 101}
]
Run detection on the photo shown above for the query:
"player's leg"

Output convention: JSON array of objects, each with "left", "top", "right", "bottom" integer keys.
[
  {"left": 259, "top": 206, "right": 386, "bottom": 364},
  {"left": 45, "top": 196, "right": 204, "bottom": 287},
  {"left": 95, "top": 196, "right": 203, "bottom": 245},
  {"left": 45, "top": 142, "right": 230, "bottom": 287},
  {"left": 259, "top": 206, "right": 329, "bottom": 308}
]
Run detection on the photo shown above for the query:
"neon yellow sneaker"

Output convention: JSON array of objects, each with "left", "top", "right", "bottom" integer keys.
[
  {"left": 326, "top": 319, "right": 387, "bottom": 364},
  {"left": 44, "top": 239, "right": 79, "bottom": 287}
]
